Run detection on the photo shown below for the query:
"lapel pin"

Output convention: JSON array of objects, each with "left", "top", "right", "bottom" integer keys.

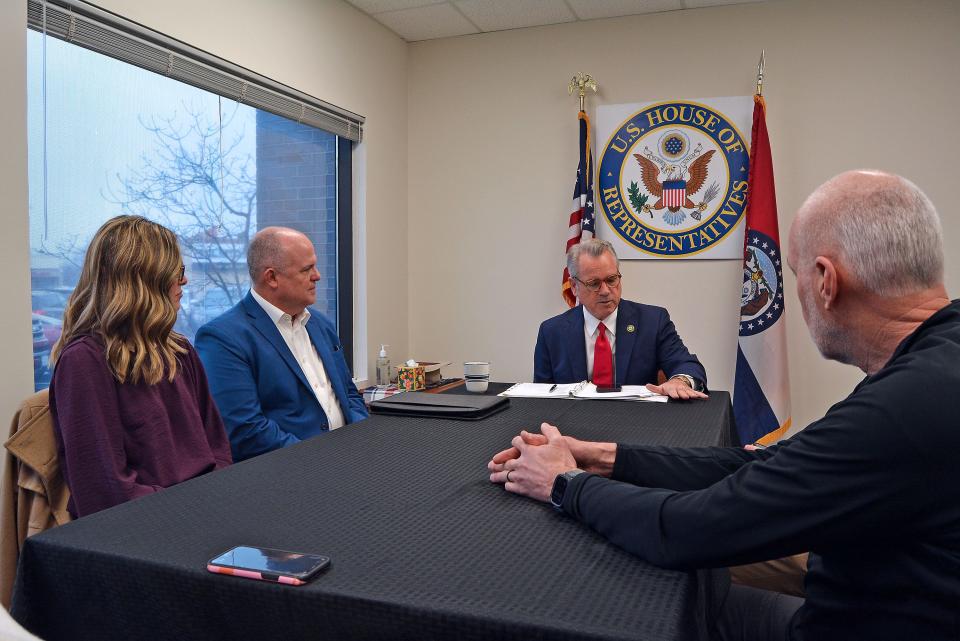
[{"left": 626, "top": 324, "right": 636, "bottom": 333}]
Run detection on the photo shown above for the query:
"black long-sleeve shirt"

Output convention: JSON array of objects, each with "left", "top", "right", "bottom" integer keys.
[{"left": 563, "top": 300, "right": 960, "bottom": 640}]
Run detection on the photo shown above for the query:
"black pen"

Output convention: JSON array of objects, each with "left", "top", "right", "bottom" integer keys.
[{"left": 548, "top": 384, "right": 558, "bottom": 393}]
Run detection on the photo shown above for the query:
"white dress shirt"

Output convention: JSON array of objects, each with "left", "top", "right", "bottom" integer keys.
[
  {"left": 583, "top": 307, "right": 617, "bottom": 382},
  {"left": 251, "top": 289, "right": 346, "bottom": 430}
]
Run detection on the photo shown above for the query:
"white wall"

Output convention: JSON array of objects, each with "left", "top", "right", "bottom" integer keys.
[{"left": 407, "top": 0, "right": 960, "bottom": 434}]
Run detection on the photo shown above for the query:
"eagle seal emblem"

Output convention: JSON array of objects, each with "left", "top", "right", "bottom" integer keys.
[
  {"left": 739, "top": 229, "right": 784, "bottom": 337},
  {"left": 598, "top": 101, "right": 750, "bottom": 257}
]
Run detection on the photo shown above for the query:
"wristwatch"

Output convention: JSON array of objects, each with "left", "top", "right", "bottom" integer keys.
[
  {"left": 550, "top": 469, "right": 585, "bottom": 511},
  {"left": 670, "top": 374, "right": 701, "bottom": 392}
]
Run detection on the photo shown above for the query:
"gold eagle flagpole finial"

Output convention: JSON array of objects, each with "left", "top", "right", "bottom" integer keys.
[
  {"left": 568, "top": 73, "right": 598, "bottom": 112},
  {"left": 756, "top": 50, "right": 765, "bottom": 97}
]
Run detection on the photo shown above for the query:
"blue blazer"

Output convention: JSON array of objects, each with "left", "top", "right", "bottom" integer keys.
[
  {"left": 195, "top": 291, "right": 367, "bottom": 462},
  {"left": 533, "top": 300, "right": 707, "bottom": 388}
]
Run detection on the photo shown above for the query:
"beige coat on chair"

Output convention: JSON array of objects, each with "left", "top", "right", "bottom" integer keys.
[{"left": 0, "top": 389, "right": 72, "bottom": 610}]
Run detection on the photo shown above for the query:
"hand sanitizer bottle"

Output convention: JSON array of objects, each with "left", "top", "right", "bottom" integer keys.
[{"left": 376, "top": 345, "right": 391, "bottom": 386}]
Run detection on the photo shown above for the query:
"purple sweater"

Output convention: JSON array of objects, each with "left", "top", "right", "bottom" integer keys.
[{"left": 49, "top": 335, "right": 233, "bottom": 518}]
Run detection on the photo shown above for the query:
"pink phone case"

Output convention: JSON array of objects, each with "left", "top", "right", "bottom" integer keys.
[{"left": 207, "top": 564, "right": 306, "bottom": 586}]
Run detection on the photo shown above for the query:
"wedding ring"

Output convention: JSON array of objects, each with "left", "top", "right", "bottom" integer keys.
[{"left": 506, "top": 470, "right": 513, "bottom": 483}]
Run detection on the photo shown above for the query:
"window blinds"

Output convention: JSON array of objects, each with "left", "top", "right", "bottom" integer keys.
[{"left": 27, "top": 0, "right": 364, "bottom": 141}]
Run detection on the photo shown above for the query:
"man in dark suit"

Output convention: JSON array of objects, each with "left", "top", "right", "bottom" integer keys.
[
  {"left": 534, "top": 238, "right": 707, "bottom": 400},
  {"left": 195, "top": 227, "right": 367, "bottom": 462}
]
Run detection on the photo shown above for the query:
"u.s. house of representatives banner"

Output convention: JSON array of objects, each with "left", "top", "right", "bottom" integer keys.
[{"left": 595, "top": 97, "right": 752, "bottom": 259}]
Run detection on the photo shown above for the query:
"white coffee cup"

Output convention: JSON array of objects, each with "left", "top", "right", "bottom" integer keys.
[{"left": 464, "top": 361, "right": 490, "bottom": 377}]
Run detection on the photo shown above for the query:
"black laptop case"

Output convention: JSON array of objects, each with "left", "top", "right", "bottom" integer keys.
[{"left": 369, "top": 392, "right": 509, "bottom": 420}]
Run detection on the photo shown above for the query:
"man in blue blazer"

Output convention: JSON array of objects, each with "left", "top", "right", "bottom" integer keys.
[
  {"left": 535, "top": 239, "right": 707, "bottom": 400},
  {"left": 195, "top": 227, "right": 367, "bottom": 461}
]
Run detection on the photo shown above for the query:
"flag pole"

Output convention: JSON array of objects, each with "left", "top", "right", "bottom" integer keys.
[
  {"left": 561, "top": 73, "right": 599, "bottom": 307},
  {"left": 756, "top": 50, "right": 765, "bottom": 97},
  {"left": 568, "top": 72, "right": 598, "bottom": 112}
]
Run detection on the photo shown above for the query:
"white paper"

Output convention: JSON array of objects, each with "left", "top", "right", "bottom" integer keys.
[
  {"left": 499, "top": 381, "right": 668, "bottom": 402},
  {"left": 499, "top": 382, "right": 582, "bottom": 398},
  {"left": 572, "top": 383, "right": 668, "bottom": 402}
]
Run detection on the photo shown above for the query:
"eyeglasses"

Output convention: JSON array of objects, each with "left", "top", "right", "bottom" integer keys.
[
  {"left": 573, "top": 273, "right": 622, "bottom": 292},
  {"left": 177, "top": 265, "right": 185, "bottom": 282}
]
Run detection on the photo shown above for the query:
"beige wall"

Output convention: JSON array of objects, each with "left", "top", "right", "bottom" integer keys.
[
  {"left": 408, "top": 0, "right": 960, "bottom": 434},
  {"left": 0, "top": 0, "right": 35, "bottom": 430}
]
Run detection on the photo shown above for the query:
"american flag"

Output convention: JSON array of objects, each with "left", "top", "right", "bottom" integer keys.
[{"left": 562, "top": 111, "right": 595, "bottom": 307}]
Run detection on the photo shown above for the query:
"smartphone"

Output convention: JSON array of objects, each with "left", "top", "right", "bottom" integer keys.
[
  {"left": 595, "top": 386, "right": 622, "bottom": 393},
  {"left": 207, "top": 545, "right": 331, "bottom": 586}
]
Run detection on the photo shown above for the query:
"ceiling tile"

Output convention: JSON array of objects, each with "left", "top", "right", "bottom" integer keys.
[
  {"left": 567, "top": 0, "right": 683, "bottom": 21},
  {"left": 349, "top": 0, "right": 772, "bottom": 42},
  {"left": 684, "top": 0, "right": 766, "bottom": 7},
  {"left": 373, "top": 3, "right": 480, "bottom": 41},
  {"left": 344, "top": 0, "right": 444, "bottom": 14},
  {"left": 454, "top": 0, "right": 576, "bottom": 32}
]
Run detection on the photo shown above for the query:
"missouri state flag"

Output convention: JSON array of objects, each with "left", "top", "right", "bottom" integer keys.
[{"left": 733, "top": 95, "right": 791, "bottom": 445}]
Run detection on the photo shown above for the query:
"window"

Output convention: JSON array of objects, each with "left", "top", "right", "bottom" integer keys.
[{"left": 27, "top": 1, "right": 361, "bottom": 391}]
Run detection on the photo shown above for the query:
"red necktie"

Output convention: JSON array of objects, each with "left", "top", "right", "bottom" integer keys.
[{"left": 593, "top": 324, "right": 614, "bottom": 387}]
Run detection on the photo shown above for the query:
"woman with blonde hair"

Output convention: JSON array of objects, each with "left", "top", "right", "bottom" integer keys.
[{"left": 49, "top": 215, "right": 232, "bottom": 517}]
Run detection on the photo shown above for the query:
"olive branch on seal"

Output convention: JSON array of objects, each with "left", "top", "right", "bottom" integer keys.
[{"left": 628, "top": 182, "right": 650, "bottom": 218}]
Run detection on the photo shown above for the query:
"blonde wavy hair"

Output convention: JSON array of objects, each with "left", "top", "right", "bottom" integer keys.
[{"left": 51, "top": 216, "right": 187, "bottom": 385}]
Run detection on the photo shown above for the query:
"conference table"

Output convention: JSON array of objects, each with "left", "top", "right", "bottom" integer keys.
[{"left": 11, "top": 387, "right": 736, "bottom": 641}]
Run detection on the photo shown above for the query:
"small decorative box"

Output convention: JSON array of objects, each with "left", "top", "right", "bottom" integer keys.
[{"left": 397, "top": 365, "right": 425, "bottom": 391}]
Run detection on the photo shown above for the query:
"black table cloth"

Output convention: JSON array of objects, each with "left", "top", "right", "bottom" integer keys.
[{"left": 11, "top": 393, "right": 734, "bottom": 641}]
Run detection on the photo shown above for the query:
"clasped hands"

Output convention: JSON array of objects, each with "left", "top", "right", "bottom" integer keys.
[{"left": 487, "top": 423, "right": 617, "bottom": 502}]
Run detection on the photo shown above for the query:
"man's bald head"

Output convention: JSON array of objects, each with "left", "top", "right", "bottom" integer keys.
[
  {"left": 248, "top": 227, "right": 310, "bottom": 284},
  {"left": 792, "top": 170, "right": 943, "bottom": 297},
  {"left": 247, "top": 226, "right": 320, "bottom": 317}
]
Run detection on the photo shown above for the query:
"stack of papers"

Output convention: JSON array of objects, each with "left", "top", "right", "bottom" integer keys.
[
  {"left": 499, "top": 382, "right": 668, "bottom": 402},
  {"left": 498, "top": 382, "right": 580, "bottom": 398}
]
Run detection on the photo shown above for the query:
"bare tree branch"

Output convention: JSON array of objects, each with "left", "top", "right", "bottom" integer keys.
[{"left": 104, "top": 102, "right": 256, "bottom": 336}]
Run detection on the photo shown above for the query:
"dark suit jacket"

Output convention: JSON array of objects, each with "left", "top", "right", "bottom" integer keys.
[
  {"left": 195, "top": 291, "right": 367, "bottom": 462},
  {"left": 533, "top": 300, "right": 706, "bottom": 388}
]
